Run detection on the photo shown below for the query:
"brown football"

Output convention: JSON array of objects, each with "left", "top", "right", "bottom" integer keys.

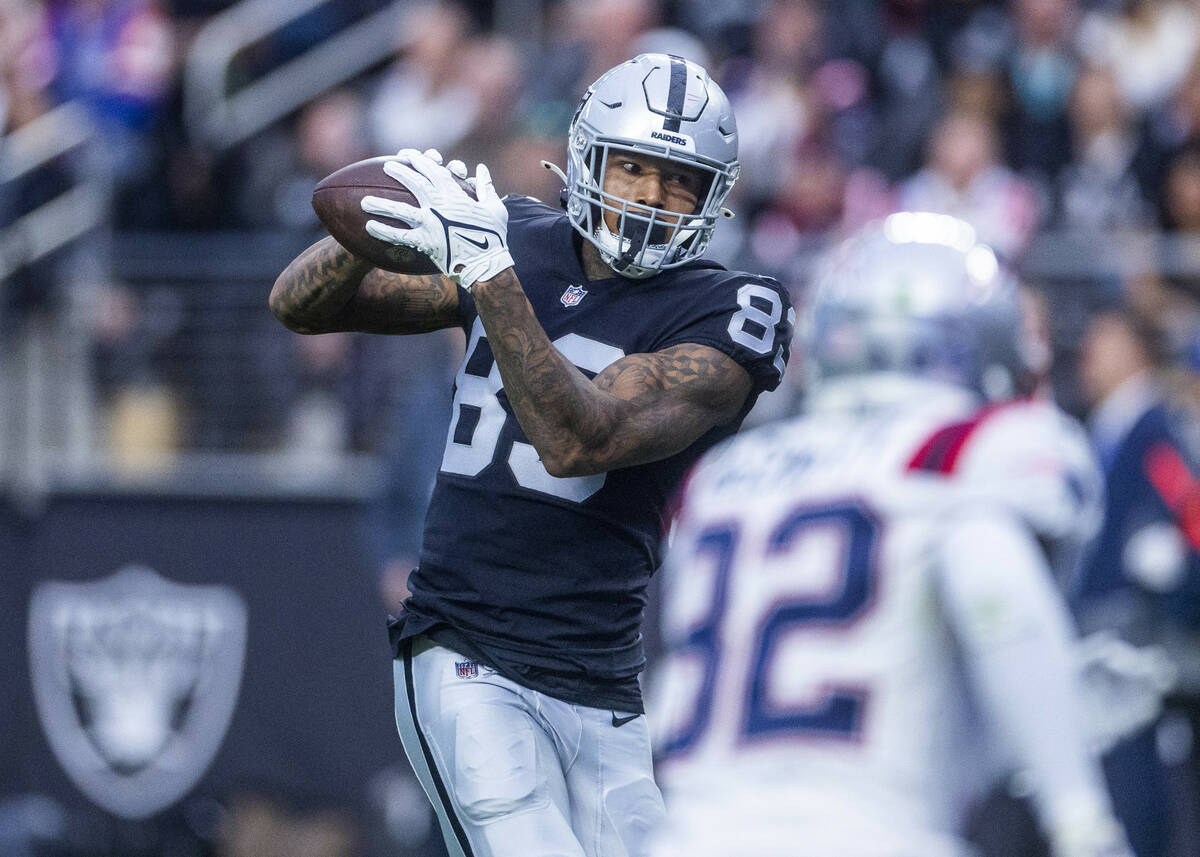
[{"left": 311, "top": 155, "right": 475, "bottom": 274}]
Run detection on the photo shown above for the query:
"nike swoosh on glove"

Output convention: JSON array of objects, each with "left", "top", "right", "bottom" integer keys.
[{"left": 361, "top": 148, "right": 514, "bottom": 290}]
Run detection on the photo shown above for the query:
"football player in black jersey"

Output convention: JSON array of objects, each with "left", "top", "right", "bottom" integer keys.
[{"left": 270, "top": 54, "right": 793, "bottom": 857}]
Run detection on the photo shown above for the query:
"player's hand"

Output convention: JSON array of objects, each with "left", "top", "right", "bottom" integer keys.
[
  {"left": 411, "top": 148, "right": 471, "bottom": 185},
  {"left": 361, "top": 148, "right": 512, "bottom": 290},
  {"left": 1075, "top": 631, "right": 1177, "bottom": 754},
  {"left": 1048, "top": 811, "right": 1135, "bottom": 857}
]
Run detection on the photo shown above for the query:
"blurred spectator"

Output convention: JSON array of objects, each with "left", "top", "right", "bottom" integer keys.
[
  {"left": 91, "top": 282, "right": 183, "bottom": 472},
  {"left": 495, "top": 129, "right": 568, "bottom": 207},
  {"left": 1, "top": 0, "right": 52, "bottom": 133},
  {"left": 721, "top": 0, "right": 825, "bottom": 208},
  {"left": 568, "top": 0, "right": 658, "bottom": 89},
  {"left": 1055, "top": 66, "right": 1155, "bottom": 230},
  {"left": 1164, "top": 142, "right": 1200, "bottom": 232},
  {"left": 1020, "top": 282, "right": 1058, "bottom": 398},
  {"left": 862, "top": 0, "right": 946, "bottom": 181},
  {"left": 722, "top": 0, "right": 868, "bottom": 281},
  {"left": 1076, "top": 308, "right": 1200, "bottom": 617},
  {"left": 675, "top": 0, "right": 756, "bottom": 50},
  {"left": 896, "top": 109, "right": 1041, "bottom": 258},
  {"left": 256, "top": 317, "right": 460, "bottom": 487},
  {"left": 1079, "top": 0, "right": 1200, "bottom": 113},
  {"left": 1145, "top": 58, "right": 1200, "bottom": 191},
  {"left": 442, "top": 35, "right": 524, "bottom": 173},
  {"left": 1177, "top": 329, "right": 1200, "bottom": 461},
  {"left": 521, "top": 0, "right": 656, "bottom": 136},
  {"left": 238, "top": 88, "right": 371, "bottom": 229},
  {"left": 278, "top": 332, "right": 356, "bottom": 466},
  {"left": 632, "top": 25, "right": 710, "bottom": 68},
  {"left": 1075, "top": 306, "right": 1200, "bottom": 857},
  {"left": 368, "top": 1, "right": 478, "bottom": 154},
  {"left": 367, "top": 4, "right": 531, "bottom": 176},
  {"left": 998, "top": 0, "right": 1081, "bottom": 181},
  {"left": 37, "top": 0, "right": 175, "bottom": 213},
  {"left": 946, "top": 67, "right": 1007, "bottom": 122},
  {"left": 745, "top": 147, "right": 846, "bottom": 277},
  {"left": 40, "top": 0, "right": 173, "bottom": 127}
]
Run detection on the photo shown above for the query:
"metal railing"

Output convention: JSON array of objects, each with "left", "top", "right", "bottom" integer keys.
[
  {"left": 184, "top": 0, "right": 413, "bottom": 151},
  {"left": 22, "top": 228, "right": 417, "bottom": 500},
  {"left": 0, "top": 102, "right": 109, "bottom": 282},
  {"left": 1, "top": 102, "right": 112, "bottom": 507}
]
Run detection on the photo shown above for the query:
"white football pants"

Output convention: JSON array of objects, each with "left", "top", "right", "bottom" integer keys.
[{"left": 393, "top": 636, "right": 665, "bottom": 857}]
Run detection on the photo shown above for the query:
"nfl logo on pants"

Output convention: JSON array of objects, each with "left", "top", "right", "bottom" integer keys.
[{"left": 455, "top": 661, "right": 478, "bottom": 679}]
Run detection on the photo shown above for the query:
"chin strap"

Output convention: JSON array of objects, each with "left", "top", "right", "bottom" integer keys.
[{"left": 617, "top": 217, "right": 650, "bottom": 269}]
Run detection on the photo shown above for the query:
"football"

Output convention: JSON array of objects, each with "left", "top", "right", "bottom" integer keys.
[{"left": 311, "top": 155, "right": 475, "bottom": 274}]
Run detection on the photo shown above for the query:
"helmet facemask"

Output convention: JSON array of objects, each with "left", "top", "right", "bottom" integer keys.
[{"left": 566, "top": 138, "right": 733, "bottom": 279}]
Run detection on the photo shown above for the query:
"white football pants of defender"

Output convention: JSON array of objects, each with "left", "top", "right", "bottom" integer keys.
[{"left": 394, "top": 636, "right": 665, "bottom": 857}]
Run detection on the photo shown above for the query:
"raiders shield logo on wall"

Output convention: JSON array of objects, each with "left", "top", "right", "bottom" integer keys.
[{"left": 28, "top": 565, "right": 248, "bottom": 819}]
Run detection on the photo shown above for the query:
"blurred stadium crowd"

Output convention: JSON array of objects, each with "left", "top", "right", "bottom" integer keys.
[
  {"left": 8, "top": 0, "right": 1200, "bottom": 460},
  {"left": 7, "top": 0, "right": 1200, "bottom": 855},
  {"left": 10, "top": 0, "right": 1200, "bottom": 454}
]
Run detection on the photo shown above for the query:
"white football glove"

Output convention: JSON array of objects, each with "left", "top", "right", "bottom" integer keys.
[
  {"left": 1075, "top": 631, "right": 1178, "bottom": 754},
  {"left": 1047, "top": 799, "right": 1135, "bottom": 857},
  {"left": 412, "top": 148, "right": 470, "bottom": 185},
  {"left": 361, "top": 148, "right": 512, "bottom": 290}
]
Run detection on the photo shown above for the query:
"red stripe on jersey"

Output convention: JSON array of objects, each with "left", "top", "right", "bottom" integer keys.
[
  {"left": 1144, "top": 442, "right": 1200, "bottom": 551},
  {"left": 905, "top": 400, "right": 1023, "bottom": 475},
  {"left": 906, "top": 421, "right": 974, "bottom": 473}
]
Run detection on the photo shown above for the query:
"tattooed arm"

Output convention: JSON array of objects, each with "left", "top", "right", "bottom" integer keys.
[
  {"left": 269, "top": 236, "right": 460, "bottom": 334},
  {"left": 472, "top": 269, "right": 753, "bottom": 478}
]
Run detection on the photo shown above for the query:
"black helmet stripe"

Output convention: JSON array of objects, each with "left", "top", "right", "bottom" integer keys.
[{"left": 663, "top": 56, "right": 687, "bottom": 132}]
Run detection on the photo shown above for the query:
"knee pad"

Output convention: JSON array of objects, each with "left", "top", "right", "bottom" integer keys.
[
  {"left": 603, "top": 776, "right": 666, "bottom": 857},
  {"left": 452, "top": 706, "right": 545, "bottom": 824}
]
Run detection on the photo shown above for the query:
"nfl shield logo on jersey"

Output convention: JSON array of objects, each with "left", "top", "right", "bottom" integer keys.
[
  {"left": 560, "top": 284, "right": 588, "bottom": 307},
  {"left": 455, "top": 661, "right": 479, "bottom": 679},
  {"left": 27, "top": 565, "right": 247, "bottom": 819}
]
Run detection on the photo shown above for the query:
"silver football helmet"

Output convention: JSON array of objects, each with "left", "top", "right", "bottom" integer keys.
[
  {"left": 807, "top": 212, "right": 1030, "bottom": 400},
  {"left": 548, "top": 53, "right": 739, "bottom": 279}
]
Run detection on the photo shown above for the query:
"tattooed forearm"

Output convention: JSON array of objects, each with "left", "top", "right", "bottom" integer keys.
[
  {"left": 349, "top": 269, "right": 460, "bottom": 334},
  {"left": 472, "top": 270, "right": 600, "bottom": 470},
  {"left": 582, "top": 345, "right": 753, "bottom": 466},
  {"left": 471, "top": 269, "right": 752, "bottom": 476},
  {"left": 270, "top": 236, "right": 460, "bottom": 334},
  {"left": 270, "top": 237, "right": 373, "bottom": 333}
]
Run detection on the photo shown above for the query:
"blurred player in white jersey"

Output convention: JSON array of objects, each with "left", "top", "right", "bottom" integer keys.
[{"left": 648, "top": 213, "right": 1134, "bottom": 857}]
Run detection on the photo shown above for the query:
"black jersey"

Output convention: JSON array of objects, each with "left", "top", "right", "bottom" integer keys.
[{"left": 393, "top": 196, "right": 793, "bottom": 709}]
